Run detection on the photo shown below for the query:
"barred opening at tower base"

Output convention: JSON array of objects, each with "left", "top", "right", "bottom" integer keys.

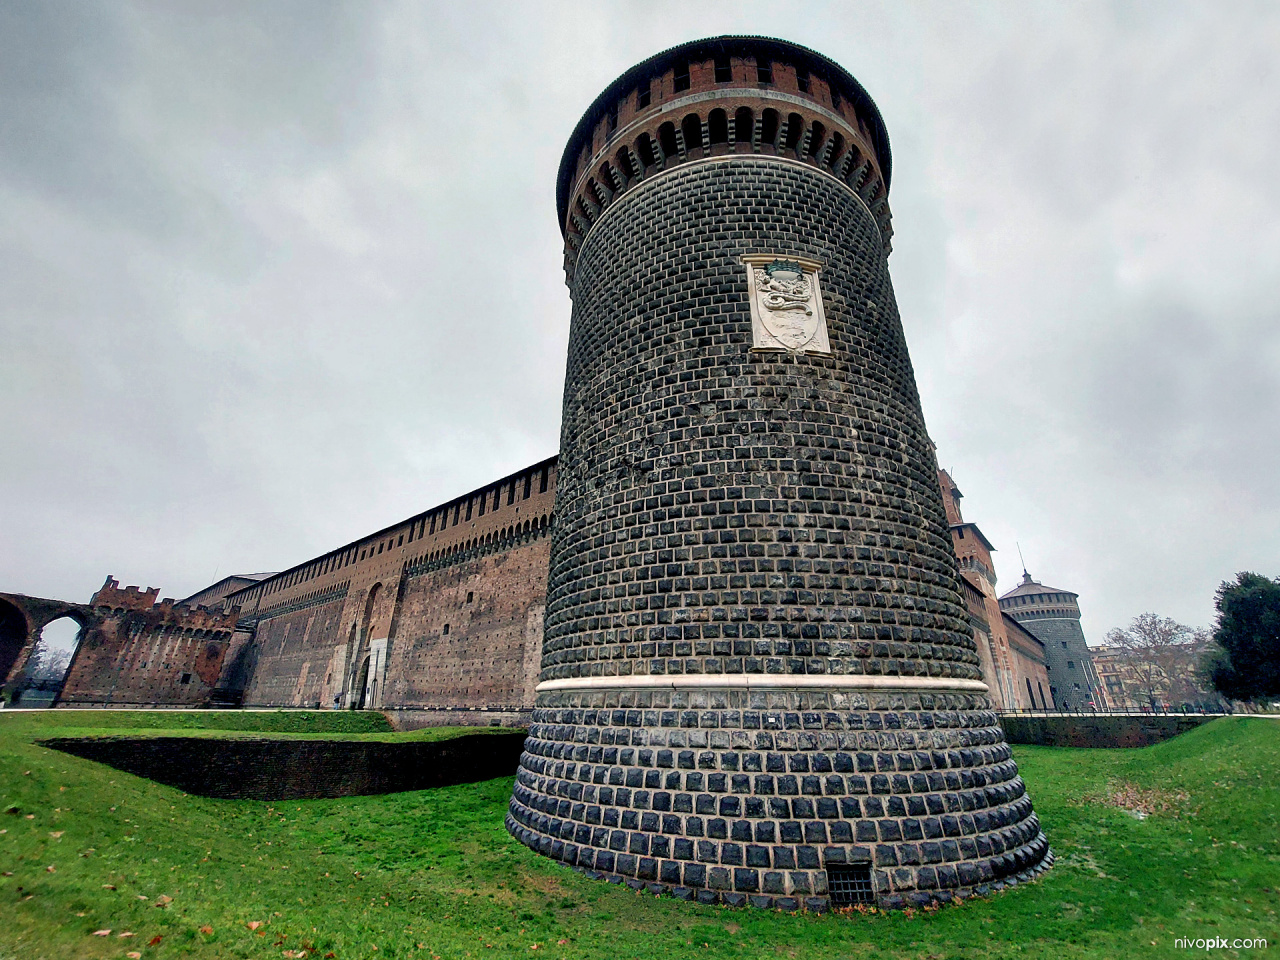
[{"left": 506, "top": 36, "right": 1053, "bottom": 911}]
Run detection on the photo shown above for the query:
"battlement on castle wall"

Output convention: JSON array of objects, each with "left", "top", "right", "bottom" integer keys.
[
  {"left": 224, "top": 455, "right": 557, "bottom": 631},
  {"left": 88, "top": 576, "right": 239, "bottom": 631},
  {"left": 91, "top": 576, "right": 159, "bottom": 612}
]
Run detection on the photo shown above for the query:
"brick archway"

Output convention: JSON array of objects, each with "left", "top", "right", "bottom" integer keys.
[{"left": 0, "top": 593, "right": 99, "bottom": 690}]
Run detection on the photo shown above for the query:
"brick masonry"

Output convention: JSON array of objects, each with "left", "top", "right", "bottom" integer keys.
[
  {"left": 41, "top": 731, "right": 527, "bottom": 800},
  {"left": 227, "top": 458, "right": 557, "bottom": 719},
  {"left": 999, "top": 714, "right": 1216, "bottom": 748},
  {"left": 46, "top": 578, "right": 236, "bottom": 708},
  {"left": 507, "top": 37, "right": 1052, "bottom": 911}
]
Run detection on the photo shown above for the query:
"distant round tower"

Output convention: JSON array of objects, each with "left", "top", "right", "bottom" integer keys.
[
  {"left": 507, "top": 36, "right": 1051, "bottom": 910},
  {"left": 999, "top": 572, "right": 1102, "bottom": 710}
]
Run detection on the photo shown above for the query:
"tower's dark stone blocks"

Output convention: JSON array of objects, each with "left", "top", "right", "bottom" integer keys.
[{"left": 508, "top": 36, "right": 1051, "bottom": 909}]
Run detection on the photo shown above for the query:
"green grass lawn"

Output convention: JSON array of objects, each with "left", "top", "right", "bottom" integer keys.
[
  {"left": 10, "top": 710, "right": 518, "bottom": 744},
  {"left": 1, "top": 712, "right": 1276, "bottom": 960}
]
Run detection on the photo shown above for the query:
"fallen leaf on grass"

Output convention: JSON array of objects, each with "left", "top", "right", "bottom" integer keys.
[
  {"left": 102, "top": 884, "right": 115, "bottom": 890},
  {"left": 49, "top": 831, "right": 63, "bottom": 838},
  {"left": 199, "top": 925, "right": 213, "bottom": 934},
  {"left": 127, "top": 953, "right": 142, "bottom": 959},
  {"left": 155, "top": 894, "right": 173, "bottom": 907},
  {"left": 557, "top": 941, "right": 568, "bottom": 946},
  {"left": 148, "top": 935, "right": 162, "bottom": 946},
  {"left": 248, "top": 921, "right": 263, "bottom": 930},
  {"left": 91, "top": 929, "right": 111, "bottom": 936},
  {"left": 118, "top": 931, "right": 135, "bottom": 938},
  {"left": 45, "top": 865, "right": 55, "bottom": 872}
]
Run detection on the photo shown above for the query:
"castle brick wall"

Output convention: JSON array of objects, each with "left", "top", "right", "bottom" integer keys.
[
  {"left": 385, "top": 537, "right": 550, "bottom": 714},
  {"left": 230, "top": 459, "right": 557, "bottom": 716},
  {"left": 57, "top": 578, "right": 237, "bottom": 707},
  {"left": 238, "top": 595, "right": 349, "bottom": 708}
]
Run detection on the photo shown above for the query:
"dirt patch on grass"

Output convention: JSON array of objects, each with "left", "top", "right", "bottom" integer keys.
[{"left": 1086, "top": 781, "right": 1192, "bottom": 818}]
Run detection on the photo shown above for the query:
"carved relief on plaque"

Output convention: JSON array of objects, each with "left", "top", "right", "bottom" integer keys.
[{"left": 742, "top": 255, "right": 830, "bottom": 355}]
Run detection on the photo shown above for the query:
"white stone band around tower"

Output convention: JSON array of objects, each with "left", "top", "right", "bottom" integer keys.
[{"left": 535, "top": 674, "right": 989, "bottom": 694}]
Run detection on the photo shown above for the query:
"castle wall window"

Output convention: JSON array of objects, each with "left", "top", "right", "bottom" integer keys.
[
  {"left": 808, "top": 122, "right": 829, "bottom": 158},
  {"left": 796, "top": 65, "right": 810, "bottom": 93},
  {"left": 784, "top": 113, "right": 804, "bottom": 151},
  {"left": 443, "top": 624, "right": 450, "bottom": 635},
  {"left": 478, "top": 494, "right": 486, "bottom": 517},
  {"left": 756, "top": 59, "right": 772, "bottom": 83},
  {"left": 829, "top": 132, "right": 845, "bottom": 165},
  {"left": 636, "top": 133, "right": 658, "bottom": 168},
  {"left": 714, "top": 53, "right": 731, "bottom": 83},
  {"left": 606, "top": 103, "right": 618, "bottom": 134},
  {"left": 615, "top": 147, "right": 636, "bottom": 181},
  {"left": 734, "top": 107, "right": 753, "bottom": 142},
  {"left": 524, "top": 475, "right": 532, "bottom": 499},
  {"left": 636, "top": 80, "right": 650, "bottom": 109},
  {"left": 540, "top": 467, "right": 549, "bottom": 493},
  {"left": 507, "top": 482, "right": 515, "bottom": 506},
  {"left": 658, "top": 122, "right": 678, "bottom": 160},
  {"left": 673, "top": 62, "right": 690, "bottom": 92},
  {"left": 708, "top": 108, "right": 728, "bottom": 144},
  {"left": 680, "top": 113, "right": 701, "bottom": 151},
  {"left": 760, "top": 109, "right": 779, "bottom": 146}
]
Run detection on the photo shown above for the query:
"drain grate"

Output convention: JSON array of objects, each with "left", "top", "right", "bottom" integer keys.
[{"left": 827, "top": 863, "right": 875, "bottom": 906}]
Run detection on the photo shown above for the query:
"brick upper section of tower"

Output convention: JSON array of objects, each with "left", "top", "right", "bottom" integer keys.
[{"left": 557, "top": 36, "right": 895, "bottom": 280}]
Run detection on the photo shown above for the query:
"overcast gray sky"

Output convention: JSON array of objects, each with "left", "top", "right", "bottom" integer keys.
[{"left": 2, "top": 1, "right": 1277, "bottom": 646}]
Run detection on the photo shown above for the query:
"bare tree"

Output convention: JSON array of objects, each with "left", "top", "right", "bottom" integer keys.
[
  {"left": 1105, "top": 614, "right": 1205, "bottom": 709},
  {"left": 26, "top": 644, "right": 71, "bottom": 682}
]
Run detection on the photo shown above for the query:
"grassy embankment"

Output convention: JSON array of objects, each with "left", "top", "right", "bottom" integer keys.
[{"left": 1, "top": 711, "right": 1276, "bottom": 960}]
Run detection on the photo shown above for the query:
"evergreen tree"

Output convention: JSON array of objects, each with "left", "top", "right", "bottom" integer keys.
[{"left": 1201, "top": 572, "right": 1280, "bottom": 702}]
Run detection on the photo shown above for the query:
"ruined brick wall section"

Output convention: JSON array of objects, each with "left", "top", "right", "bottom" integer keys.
[
  {"left": 58, "top": 582, "right": 238, "bottom": 707},
  {"left": 383, "top": 537, "right": 551, "bottom": 714},
  {"left": 91, "top": 578, "right": 159, "bottom": 613}
]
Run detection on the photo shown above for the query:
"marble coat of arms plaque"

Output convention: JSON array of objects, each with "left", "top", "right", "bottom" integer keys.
[{"left": 742, "top": 254, "right": 831, "bottom": 355}]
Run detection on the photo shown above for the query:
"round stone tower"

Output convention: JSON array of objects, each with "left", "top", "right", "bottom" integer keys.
[
  {"left": 508, "top": 36, "right": 1051, "bottom": 910},
  {"left": 999, "top": 572, "right": 1103, "bottom": 710}
]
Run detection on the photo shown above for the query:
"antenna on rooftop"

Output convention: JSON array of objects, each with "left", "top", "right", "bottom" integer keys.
[{"left": 1016, "top": 542, "right": 1031, "bottom": 583}]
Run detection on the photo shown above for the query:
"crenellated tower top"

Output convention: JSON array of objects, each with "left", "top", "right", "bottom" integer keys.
[{"left": 556, "top": 36, "right": 894, "bottom": 281}]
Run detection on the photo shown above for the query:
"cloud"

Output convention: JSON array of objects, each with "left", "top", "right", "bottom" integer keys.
[{"left": 2, "top": 1, "right": 1276, "bottom": 649}]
